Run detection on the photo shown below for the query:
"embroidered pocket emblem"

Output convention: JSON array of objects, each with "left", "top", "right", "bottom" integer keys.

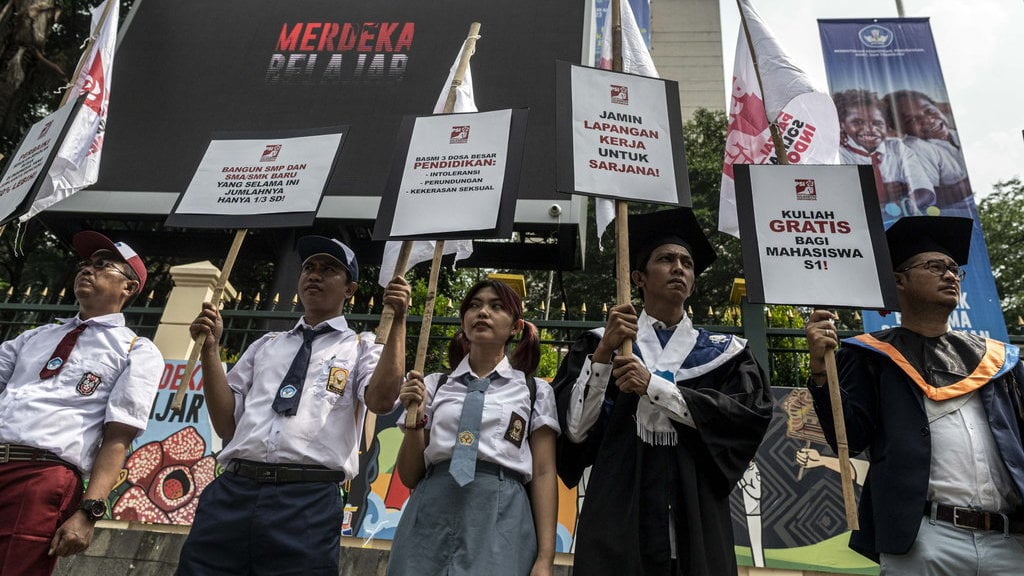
[
  {"left": 76, "top": 372, "right": 102, "bottom": 396},
  {"left": 326, "top": 367, "right": 349, "bottom": 396},
  {"left": 504, "top": 411, "right": 527, "bottom": 448}
]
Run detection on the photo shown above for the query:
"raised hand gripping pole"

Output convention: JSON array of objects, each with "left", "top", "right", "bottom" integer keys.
[{"left": 404, "top": 241, "right": 446, "bottom": 427}]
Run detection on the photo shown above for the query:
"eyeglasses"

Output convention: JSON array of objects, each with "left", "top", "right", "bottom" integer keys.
[
  {"left": 76, "top": 258, "right": 134, "bottom": 281},
  {"left": 897, "top": 259, "right": 965, "bottom": 280}
]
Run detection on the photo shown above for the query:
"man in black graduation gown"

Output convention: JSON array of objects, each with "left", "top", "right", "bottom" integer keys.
[
  {"left": 805, "top": 216, "right": 1024, "bottom": 573},
  {"left": 554, "top": 208, "right": 773, "bottom": 576}
]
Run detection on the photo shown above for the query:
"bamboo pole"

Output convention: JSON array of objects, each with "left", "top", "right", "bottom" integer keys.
[
  {"left": 404, "top": 241, "right": 446, "bottom": 427},
  {"left": 61, "top": 0, "right": 117, "bottom": 107},
  {"left": 375, "top": 21, "right": 481, "bottom": 346},
  {"left": 171, "top": 229, "right": 248, "bottom": 412}
]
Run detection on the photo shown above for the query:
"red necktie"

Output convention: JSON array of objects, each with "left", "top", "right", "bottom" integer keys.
[
  {"left": 39, "top": 324, "right": 88, "bottom": 379},
  {"left": 869, "top": 151, "right": 889, "bottom": 204}
]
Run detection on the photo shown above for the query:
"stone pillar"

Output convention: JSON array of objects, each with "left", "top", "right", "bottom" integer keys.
[{"left": 153, "top": 261, "right": 235, "bottom": 360}]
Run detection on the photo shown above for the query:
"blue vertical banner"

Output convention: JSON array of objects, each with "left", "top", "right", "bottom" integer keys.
[
  {"left": 819, "top": 18, "right": 1007, "bottom": 340},
  {"left": 594, "top": 0, "right": 652, "bottom": 60}
]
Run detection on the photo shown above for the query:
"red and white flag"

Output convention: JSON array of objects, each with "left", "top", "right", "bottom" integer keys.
[
  {"left": 595, "top": 0, "right": 657, "bottom": 241},
  {"left": 378, "top": 39, "right": 477, "bottom": 286},
  {"left": 718, "top": 0, "right": 840, "bottom": 237},
  {"left": 21, "top": 0, "right": 118, "bottom": 222}
]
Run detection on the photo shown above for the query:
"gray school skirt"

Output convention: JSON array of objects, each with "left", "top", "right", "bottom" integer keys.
[{"left": 387, "top": 459, "right": 537, "bottom": 576}]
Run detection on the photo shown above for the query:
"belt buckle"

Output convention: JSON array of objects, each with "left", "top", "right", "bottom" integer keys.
[
  {"left": 256, "top": 466, "right": 278, "bottom": 483},
  {"left": 952, "top": 506, "right": 978, "bottom": 530},
  {"left": 0, "top": 444, "right": 8, "bottom": 464}
]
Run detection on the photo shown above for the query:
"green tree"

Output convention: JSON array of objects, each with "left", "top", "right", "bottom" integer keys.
[{"left": 979, "top": 178, "right": 1024, "bottom": 327}]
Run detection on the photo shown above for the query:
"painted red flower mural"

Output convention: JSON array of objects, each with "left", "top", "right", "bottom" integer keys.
[{"left": 112, "top": 426, "right": 217, "bottom": 524}]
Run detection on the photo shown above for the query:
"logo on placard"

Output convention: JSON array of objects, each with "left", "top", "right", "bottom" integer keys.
[
  {"left": 859, "top": 25, "right": 894, "bottom": 48},
  {"left": 795, "top": 179, "right": 817, "bottom": 201},
  {"left": 261, "top": 144, "right": 282, "bottom": 162},
  {"left": 39, "top": 120, "right": 54, "bottom": 139},
  {"left": 450, "top": 125, "right": 470, "bottom": 144},
  {"left": 610, "top": 85, "right": 629, "bottom": 105}
]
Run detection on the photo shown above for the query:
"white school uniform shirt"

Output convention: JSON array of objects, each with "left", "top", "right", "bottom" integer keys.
[
  {"left": 0, "top": 313, "right": 164, "bottom": 474},
  {"left": 404, "top": 356, "right": 560, "bottom": 482},
  {"left": 217, "top": 316, "right": 387, "bottom": 480}
]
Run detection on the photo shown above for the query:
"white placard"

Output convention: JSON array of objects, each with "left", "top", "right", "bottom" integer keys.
[
  {"left": 173, "top": 131, "right": 344, "bottom": 217},
  {"left": 740, "top": 164, "right": 896, "bottom": 308},
  {"left": 389, "top": 110, "right": 512, "bottom": 237},
  {"left": 0, "top": 100, "right": 81, "bottom": 224},
  {"left": 570, "top": 66, "right": 678, "bottom": 203}
]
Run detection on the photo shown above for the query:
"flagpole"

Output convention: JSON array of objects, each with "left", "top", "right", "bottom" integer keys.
[
  {"left": 400, "top": 22, "right": 482, "bottom": 427},
  {"left": 171, "top": 229, "right": 248, "bottom": 412},
  {"left": 737, "top": 0, "right": 857, "bottom": 530},
  {"left": 0, "top": 0, "right": 116, "bottom": 239},
  {"left": 736, "top": 0, "right": 789, "bottom": 168},
  {"left": 375, "top": 22, "right": 481, "bottom": 348},
  {"left": 610, "top": 0, "right": 634, "bottom": 358},
  {"left": 61, "top": 0, "right": 117, "bottom": 107}
]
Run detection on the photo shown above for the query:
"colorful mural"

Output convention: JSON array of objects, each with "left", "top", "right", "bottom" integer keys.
[{"left": 105, "top": 363, "right": 877, "bottom": 571}]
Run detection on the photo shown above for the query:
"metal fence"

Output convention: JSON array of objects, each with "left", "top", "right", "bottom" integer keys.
[{"left": 4, "top": 300, "right": 1020, "bottom": 387}]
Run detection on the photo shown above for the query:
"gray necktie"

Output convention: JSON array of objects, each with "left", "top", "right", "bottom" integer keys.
[{"left": 449, "top": 373, "right": 495, "bottom": 486}]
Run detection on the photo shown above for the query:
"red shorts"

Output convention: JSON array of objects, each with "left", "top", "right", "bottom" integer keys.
[{"left": 0, "top": 461, "right": 83, "bottom": 576}]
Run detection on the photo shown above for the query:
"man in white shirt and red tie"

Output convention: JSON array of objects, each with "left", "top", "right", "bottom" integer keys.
[
  {"left": 176, "top": 236, "right": 410, "bottom": 575},
  {"left": 0, "top": 231, "right": 164, "bottom": 575}
]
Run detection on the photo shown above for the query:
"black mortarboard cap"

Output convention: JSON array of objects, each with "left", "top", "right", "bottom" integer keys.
[
  {"left": 885, "top": 216, "right": 972, "bottom": 269},
  {"left": 628, "top": 207, "right": 717, "bottom": 276}
]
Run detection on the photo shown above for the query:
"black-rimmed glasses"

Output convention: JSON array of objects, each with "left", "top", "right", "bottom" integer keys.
[
  {"left": 76, "top": 258, "right": 134, "bottom": 281},
  {"left": 897, "top": 259, "right": 965, "bottom": 280}
]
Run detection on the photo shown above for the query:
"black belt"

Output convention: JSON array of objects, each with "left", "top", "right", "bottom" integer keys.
[
  {"left": 227, "top": 460, "right": 346, "bottom": 484},
  {"left": 427, "top": 459, "right": 524, "bottom": 484},
  {"left": 925, "top": 501, "right": 1024, "bottom": 534},
  {"left": 0, "top": 443, "right": 69, "bottom": 466}
]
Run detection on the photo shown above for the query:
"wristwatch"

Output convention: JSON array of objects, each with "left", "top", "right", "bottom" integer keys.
[{"left": 79, "top": 499, "right": 107, "bottom": 522}]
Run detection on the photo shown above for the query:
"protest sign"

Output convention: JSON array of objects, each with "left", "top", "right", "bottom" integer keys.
[
  {"left": 735, "top": 164, "right": 898, "bottom": 310},
  {"left": 554, "top": 61, "right": 689, "bottom": 206},
  {"left": 0, "top": 98, "right": 85, "bottom": 226},
  {"left": 165, "top": 127, "right": 347, "bottom": 228},
  {"left": 373, "top": 109, "right": 527, "bottom": 240}
]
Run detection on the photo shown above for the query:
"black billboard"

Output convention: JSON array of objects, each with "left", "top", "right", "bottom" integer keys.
[{"left": 95, "top": 0, "right": 585, "bottom": 208}]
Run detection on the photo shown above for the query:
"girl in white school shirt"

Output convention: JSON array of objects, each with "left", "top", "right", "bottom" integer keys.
[{"left": 388, "top": 279, "right": 559, "bottom": 576}]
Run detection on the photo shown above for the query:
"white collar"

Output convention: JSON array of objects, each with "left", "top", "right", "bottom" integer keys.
[{"left": 60, "top": 312, "right": 126, "bottom": 328}]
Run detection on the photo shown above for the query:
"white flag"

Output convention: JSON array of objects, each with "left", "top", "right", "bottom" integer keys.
[
  {"left": 718, "top": 0, "right": 840, "bottom": 237},
  {"left": 378, "top": 39, "right": 477, "bottom": 287},
  {"left": 21, "top": 0, "right": 118, "bottom": 222},
  {"left": 595, "top": 0, "right": 657, "bottom": 241}
]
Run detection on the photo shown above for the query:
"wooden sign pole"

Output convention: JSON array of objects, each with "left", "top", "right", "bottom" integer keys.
[
  {"left": 375, "top": 21, "right": 482, "bottom": 346},
  {"left": 171, "top": 229, "right": 248, "bottom": 412},
  {"left": 739, "top": 0, "right": 858, "bottom": 529}
]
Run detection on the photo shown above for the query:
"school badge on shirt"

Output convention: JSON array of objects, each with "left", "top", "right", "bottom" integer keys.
[
  {"left": 326, "top": 367, "right": 349, "bottom": 396},
  {"left": 503, "top": 411, "right": 527, "bottom": 448},
  {"left": 76, "top": 372, "right": 102, "bottom": 396}
]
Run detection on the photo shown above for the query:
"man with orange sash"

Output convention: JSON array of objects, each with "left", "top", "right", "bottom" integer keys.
[{"left": 805, "top": 216, "right": 1024, "bottom": 574}]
